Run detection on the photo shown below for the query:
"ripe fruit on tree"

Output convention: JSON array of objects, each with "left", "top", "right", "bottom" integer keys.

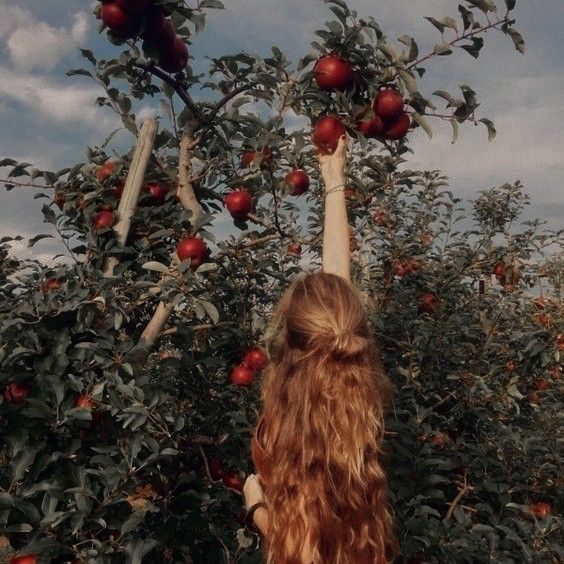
[
  {"left": 53, "top": 192, "right": 65, "bottom": 210},
  {"left": 373, "top": 88, "right": 404, "bottom": 122},
  {"left": 418, "top": 292, "right": 439, "bottom": 314},
  {"left": 101, "top": 3, "right": 136, "bottom": 35},
  {"left": 528, "top": 501, "right": 551, "bottom": 518},
  {"left": 493, "top": 260, "right": 505, "bottom": 278},
  {"left": 8, "top": 555, "right": 39, "bottom": 564},
  {"left": 285, "top": 169, "right": 310, "bottom": 196},
  {"left": 159, "top": 37, "right": 189, "bottom": 73},
  {"left": 373, "top": 208, "right": 392, "bottom": 228},
  {"left": 556, "top": 334, "right": 564, "bottom": 350},
  {"left": 313, "top": 54, "right": 354, "bottom": 90},
  {"left": 288, "top": 243, "right": 302, "bottom": 256},
  {"left": 534, "top": 378, "right": 550, "bottom": 391},
  {"left": 243, "top": 347, "right": 269, "bottom": 371},
  {"left": 96, "top": 161, "right": 117, "bottom": 182},
  {"left": 176, "top": 237, "right": 209, "bottom": 268},
  {"left": 230, "top": 364, "right": 254, "bottom": 386},
  {"left": 357, "top": 114, "right": 384, "bottom": 139},
  {"left": 527, "top": 391, "right": 540, "bottom": 405},
  {"left": 222, "top": 472, "right": 243, "bottom": 491},
  {"left": 430, "top": 433, "right": 448, "bottom": 448},
  {"left": 116, "top": 0, "right": 148, "bottom": 13},
  {"left": 92, "top": 210, "right": 115, "bottom": 230},
  {"left": 533, "top": 313, "right": 551, "bottom": 327},
  {"left": 3, "top": 382, "right": 31, "bottom": 405},
  {"left": 241, "top": 146, "right": 272, "bottom": 168},
  {"left": 505, "top": 360, "right": 517, "bottom": 372},
  {"left": 75, "top": 394, "right": 96, "bottom": 409},
  {"left": 208, "top": 457, "right": 225, "bottom": 480},
  {"left": 383, "top": 112, "right": 410, "bottom": 140},
  {"left": 143, "top": 182, "right": 169, "bottom": 204},
  {"left": 224, "top": 188, "right": 253, "bottom": 220},
  {"left": 312, "top": 115, "right": 346, "bottom": 155},
  {"left": 41, "top": 277, "right": 63, "bottom": 294}
]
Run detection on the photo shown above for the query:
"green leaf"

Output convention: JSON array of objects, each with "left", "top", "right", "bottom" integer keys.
[
  {"left": 27, "top": 234, "right": 54, "bottom": 247},
  {"left": 458, "top": 37, "right": 484, "bottom": 58},
  {"left": 480, "top": 118, "right": 496, "bottom": 141},
  {"left": 79, "top": 48, "right": 96, "bottom": 64},
  {"left": 505, "top": 27, "right": 525, "bottom": 54},
  {"left": 424, "top": 17, "right": 445, "bottom": 33},
  {"left": 412, "top": 113, "right": 433, "bottom": 139},
  {"left": 458, "top": 5, "right": 475, "bottom": 30},
  {"left": 142, "top": 261, "right": 169, "bottom": 273},
  {"left": 449, "top": 118, "right": 459, "bottom": 144},
  {"left": 200, "top": 0, "right": 224, "bottom": 7},
  {"left": 66, "top": 68, "right": 93, "bottom": 78},
  {"left": 434, "top": 43, "right": 453, "bottom": 55},
  {"left": 505, "top": 0, "right": 516, "bottom": 10}
]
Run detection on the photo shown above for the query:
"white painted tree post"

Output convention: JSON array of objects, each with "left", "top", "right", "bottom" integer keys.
[{"left": 104, "top": 118, "right": 159, "bottom": 277}]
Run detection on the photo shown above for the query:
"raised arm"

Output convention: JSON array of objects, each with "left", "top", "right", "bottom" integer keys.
[{"left": 317, "top": 135, "right": 350, "bottom": 281}]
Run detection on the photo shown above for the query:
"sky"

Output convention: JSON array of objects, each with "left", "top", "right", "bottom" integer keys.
[{"left": 0, "top": 0, "right": 562, "bottom": 264}]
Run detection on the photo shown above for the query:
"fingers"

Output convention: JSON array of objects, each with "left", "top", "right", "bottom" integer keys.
[{"left": 335, "top": 134, "right": 348, "bottom": 157}]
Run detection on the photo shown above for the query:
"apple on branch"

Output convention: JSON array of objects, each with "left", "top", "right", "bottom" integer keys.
[
  {"left": 285, "top": 169, "right": 310, "bottom": 196},
  {"left": 312, "top": 115, "right": 346, "bottom": 155},
  {"left": 313, "top": 54, "right": 354, "bottom": 90},
  {"left": 224, "top": 188, "right": 253, "bottom": 220},
  {"left": 176, "top": 237, "right": 209, "bottom": 269}
]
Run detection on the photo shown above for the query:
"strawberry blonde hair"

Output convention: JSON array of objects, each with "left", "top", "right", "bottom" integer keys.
[{"left": 258, "top": 271, "right": 399, "bottom": 563}]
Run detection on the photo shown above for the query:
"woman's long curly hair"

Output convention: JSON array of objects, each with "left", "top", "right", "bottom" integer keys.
[{"left": 257, "top": 271, "right": 399, "bottom": 563}]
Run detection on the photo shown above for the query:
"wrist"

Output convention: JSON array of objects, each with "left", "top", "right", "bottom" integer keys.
[{"left": 322, "top": 174, "right": 346, "bottom": 188}]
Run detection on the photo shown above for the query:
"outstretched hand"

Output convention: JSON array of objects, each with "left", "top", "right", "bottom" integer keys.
[{"left": 316, "top": 134, "right": 348, "bottom": 189}]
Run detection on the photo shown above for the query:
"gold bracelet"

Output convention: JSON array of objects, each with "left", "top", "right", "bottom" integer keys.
[{"left": 324, "top": 185, "right": 346, "bottom": 196}]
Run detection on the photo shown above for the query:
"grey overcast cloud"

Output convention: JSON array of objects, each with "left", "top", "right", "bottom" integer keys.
[{"left": 0, "top": 0, "right": 562, "bottom": 263}]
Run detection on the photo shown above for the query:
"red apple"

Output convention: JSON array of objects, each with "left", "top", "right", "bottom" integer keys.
[
  {"left": 312, "top": 115, "right": 346, "bottom": 155},
  {"left": 224, "top": 189, "right": 253, "bottom": 220},
  {"left": 505, "top": 361, "right": 517, "bottom": 372},
  {"left": 92, "top": 210, "right": 115, "bottom": 230},
  {"left": 159, "top": 37, "right": 189, "bottom": 73},
  {"left": 285, "top": 169, "right": 310, "bottom": 196},
  {"left": 534, "top": 378, "right": 550, "bottom": 391},
  {"left": 101, "top": 3, "right": 136, "bottom": 35},
  {"left": 243, "top": 347, "right": 269, "bottom": 371},
  {"left": 222, "top": 471, "right": 243, "bottom": 491},
  {"left": 373, "top": 88, "right": 404, "bottom": 122},
  {"left": 406, "top": 257, "right": 421, "bottom": 273},
  {"left": 75, "top": 394, "right": 96, "bottom": 409},
  {"left": 41, "top": 277, "right": 63, "bottom": 294},
  {"left": 528, "top": 501, "right": 551, "bottom": 518},
  {"left": 241, "top": 146, "right": 272, "bottom": 168},
  {"left": 9, "top": 555, "right": 39, "bottom": 564},
  {"left": 209, "top": 457, "right": 225, "bottom": 480},
  {"left": 230, "top": 364, "right": 254, "bottom": 386},
  {"left": 96, "top": 161, "right": 117, "bottom": 182},
  {"left": 143, "top": 182, "right": 169, "bottom": 204},
  {"left": 493, "top": 261, "right": 505, "bottom": 278},
  {"left": 383, "top": 112, "right": 410, "bottom": 140},
  {"left": 53, "top": 192, "right": 65, "bottom": 210},
  {"left": 392, "top": 259, "right": 409, "bottom": 278},
  {"left": 112, "top": 181, "right": 125, "bottom": 199},
  {"left": 116, "top": 0, "right": 148, "bottom": 13},
  {"left": 313, "top": 54, "right": 354, "bottom": 90},
  {"left": 527, "top": 391, "right": 540, "bottom": 405},
  {"left": 288, "top": 243, "right": 302, "bottom": 256},
  {"left": 357, "top": 114, "right": 384, "bottom": 139},
  {"left": 373, "top": 208, "right": 391, "bottom": 228},
  {"left": 418, "top": 292, "right": 439, "bottom": 314},
  {"left": 3, "top": 382, "right": 31, "bottom": 405},
  {"left": 533, "top": 313, "right": 551, "bottom": 327},
  {"left": 557, "top": 334, "right": 564, "bottom": 350},
  {"left": 176, "top": 237, "right": 209, "bottom": 267}
]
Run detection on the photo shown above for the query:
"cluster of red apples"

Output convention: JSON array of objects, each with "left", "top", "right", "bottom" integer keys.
[
  {"left": 311, "top": 54, "right": 411, "bottom": 153},
  {"left": 230, "top": 346, "right": 269, "bottom": 386},
  {"left": 98, "top": 0, "right": 188, "bottom": 73}
]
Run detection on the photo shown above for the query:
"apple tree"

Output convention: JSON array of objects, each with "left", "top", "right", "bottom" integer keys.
[{"left": 0, "top": 0, "right": 562, "bottom": 562}]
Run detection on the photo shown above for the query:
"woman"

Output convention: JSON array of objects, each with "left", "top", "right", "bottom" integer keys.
[{"left": 242, "top": 135, "right": 399, "bottom": 563}]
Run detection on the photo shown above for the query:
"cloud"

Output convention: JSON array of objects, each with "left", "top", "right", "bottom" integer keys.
[
  {"left": 1, "top": 3, "right": 90, "bottom": 72},
  {"left": 0, "top": 66, "right": 115, "bottom": 130}
]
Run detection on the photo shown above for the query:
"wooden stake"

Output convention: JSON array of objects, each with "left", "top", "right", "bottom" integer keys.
[{"left": 104, "top": 118, "right": 158, "bottom": 277}]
